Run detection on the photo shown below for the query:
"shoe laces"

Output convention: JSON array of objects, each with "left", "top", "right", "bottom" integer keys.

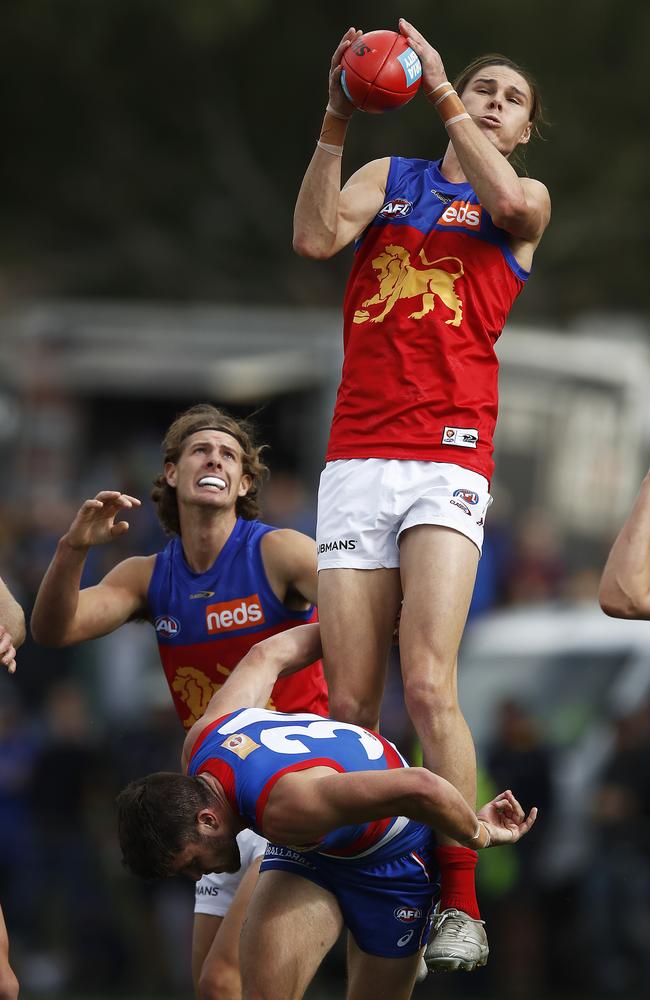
[{"left": 434, "top": 908, "right": 485, "bottom": 936}]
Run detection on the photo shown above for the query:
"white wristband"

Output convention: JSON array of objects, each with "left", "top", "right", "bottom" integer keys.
[
  {"left": 434, "top": 88, "right": 457, "bottom": 107},
  {"left": 325, "top": 103, "right": 352, "bottom": 121},
  {"left": 317, "top": 140, "right": 343, "bottom": 157},
  {"left": 427, "top": 80, "right": 453, "bottom": 97},
  {"left": 445, "top": 112, "right": 472, "bottom": 128}
]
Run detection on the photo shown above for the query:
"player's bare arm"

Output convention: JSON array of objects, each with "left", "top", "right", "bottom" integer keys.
[
  {"left": 261, "top": 529, "right": 318, "bottom": 607},
  {"left": 0, "top": 903, "right": 18, "bottom": 1000},
  {"left": 400, "top": 18, "right": 550, "bottom": 250},
  {"left": 181, "top": 623, "right": 323, "bottom": 770},
  {"left": 293, "top": 27, "right": 393, "bottom": 258},
  {"left": 263, "top": 765, "right": 537, "bottom": 849},
  {"left": 31, "top": 491, "right": 153, "bottom": 646},
  {"left": 599, "top": 470, "right": 650, "bottom": 619},
  {"left": 0, "top": 575, "right": 25, "bottom": 676},
  {"left": 294, "top": 155, "right": 389, "bottom": 259}
]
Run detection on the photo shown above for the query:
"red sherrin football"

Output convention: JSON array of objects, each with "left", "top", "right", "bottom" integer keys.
[{"left": 340, "top": 29, "right": 422, "bottom": 114}]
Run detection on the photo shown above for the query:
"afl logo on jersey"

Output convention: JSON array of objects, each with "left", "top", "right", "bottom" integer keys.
[
  {"left": 154, "top": 615, "right": 181, "bottom": 638},
  {"left": 379, "top": 198, "right": 413, "bottom": 219},
  {"left": 394, "top": 906, "right": 422, "bottom": 923}
]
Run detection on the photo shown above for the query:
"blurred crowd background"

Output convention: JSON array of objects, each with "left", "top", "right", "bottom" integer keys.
[{"left": 1, "top": 1, "right": 650, "bottom": 997}]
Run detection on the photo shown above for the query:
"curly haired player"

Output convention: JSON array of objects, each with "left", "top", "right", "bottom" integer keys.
[{"left": 294, "top": 18, "right": 550, "bottom": 971}]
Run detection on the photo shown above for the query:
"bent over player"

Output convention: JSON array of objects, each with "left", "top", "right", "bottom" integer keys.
[
  {"left": 31, "top": 403, "right": 327, "bottom": 1000},
  {"left": 118, "top": 624, "right": 537, "bottom": 1000},
  {"left": 293, "top": 18, "right": 550, "bottom": 970}
]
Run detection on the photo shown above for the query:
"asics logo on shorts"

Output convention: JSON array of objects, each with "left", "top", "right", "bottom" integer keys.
[{"left": 397, "top": 931, "right": 414, "bottom": 947}]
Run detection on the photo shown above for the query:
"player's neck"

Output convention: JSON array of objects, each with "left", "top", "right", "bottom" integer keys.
[
  {"left": 439, "top": 143, "right": 468, "bottom": 185},
  {"left": 198, "top": 773, "right": 246, "bottom": 833},
  {"left": 178, "top": 507, "right": 238, "bottom": 573}
]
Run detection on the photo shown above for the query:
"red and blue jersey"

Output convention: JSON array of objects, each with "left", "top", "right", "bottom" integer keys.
[
  {"left": 188, "top": 707, "right": 427, "bottom": 860},
  {"left": 147, "top": 518, "right": 328, "bottom": 729},
  {"left": 326, "top": 156, "right": 530, "bottom": 482}
]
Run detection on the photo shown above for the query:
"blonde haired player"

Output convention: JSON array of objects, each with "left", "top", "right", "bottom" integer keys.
[{"left": 31, "top": 404, "right": 327, "bottom": 1000}]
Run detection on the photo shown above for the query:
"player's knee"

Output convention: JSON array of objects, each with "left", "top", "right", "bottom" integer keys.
[
  {"left": 402, "top": 674, "right": 457, "bottom": 722},
  {"left": 198, "top": 957, "right": 241, "bottom": 1000},
  {"left": 327, "top": 691, "right": 380, "bottom": 730}
]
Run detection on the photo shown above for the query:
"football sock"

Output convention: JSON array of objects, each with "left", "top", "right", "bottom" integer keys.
[{"left": 435, "top": 845, "right": 480, "bottom": 919}]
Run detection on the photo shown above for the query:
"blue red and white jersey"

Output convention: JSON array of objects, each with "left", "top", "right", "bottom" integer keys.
[
  {"left": 326, "top": 156, "right": 530, "bottom": 482},
  {"left": 147, "top": 518, "right": 328, "bottom": 729},
  {"left": 188, "top": 707, "right": 427, "bottom": 860}
]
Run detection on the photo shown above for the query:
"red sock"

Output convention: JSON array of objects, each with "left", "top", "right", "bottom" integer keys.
[{"left": 435, "top": 845, "right": 480, "bottom": 919}]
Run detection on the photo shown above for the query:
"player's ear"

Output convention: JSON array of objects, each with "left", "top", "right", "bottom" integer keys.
[
  {"left": 518, "top": 121, "right": 532, "bottom": 145},
  {"left": 197, "top": 808, "right": 219, "bottom": 830},
  {"left": 238, "top": 474, "right": 252, "bottom": 498},
  {"left": 164, "top": 461, "right": 177, "bottom": 487}
]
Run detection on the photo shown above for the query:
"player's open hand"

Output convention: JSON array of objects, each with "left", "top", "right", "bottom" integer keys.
[
  {"left": 398, "top": 18, "right": 447, "bottom": 100},
  {"left": 0, "top": 626, "right": 17, "bottom": 675},
  {"left": 477, "top": 789, "right": 538, "bottom": 846},
  {"left": 328, "top": 27, "right": 361, "bottom": 118},
  {"left": 64, "top": 491, "right": 141, "bottom": 551}
]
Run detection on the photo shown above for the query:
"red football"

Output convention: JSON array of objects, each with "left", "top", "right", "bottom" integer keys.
[{"left": 340, "top": 29, "right": 422, "bottom": 114}]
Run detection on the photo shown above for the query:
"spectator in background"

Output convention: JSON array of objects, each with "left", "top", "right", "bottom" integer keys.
[
  {"left": 0, "top": 572, "right": 25, "bottom": 1000},
  {"left": 27, "top": 680, "right": 122, "bottom": 992},
  {"left": 582, "top": 698, "right": 650, "bottom": 993},
  {"left": 505, "top": 510, "right": 565, "bottom": 605},
  {"left": 599, "top": 469, "right": 650, "bottom": 619},
  {"left": 484, "top": 699, "right": 554, "bottom": 993}
]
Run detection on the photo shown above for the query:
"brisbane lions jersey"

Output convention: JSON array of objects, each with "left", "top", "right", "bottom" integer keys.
[
  {"left": 188, "top": 707, "right": 432, "bottom": 860},
  {"left": 326, "top": 156, "right": 530, "bottom": 482},
  {"left": 147, "top": 518, "right": 328, "bottom": 729}
]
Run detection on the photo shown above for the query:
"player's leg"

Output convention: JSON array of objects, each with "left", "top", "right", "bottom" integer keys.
[
  {"left": 192, "top": 857, "right": 263, "bottom": 1000},
  {"left": 316, "top": 459, "right": 403, "bottom": 730},
  {"left": 240, "top": 870, "right": 342, "bottom": 1000},
  {"left": 346, "top": 938, "right": 422, "bottom": 1000},
  {"left": 399, "top": 524, "right": 478, "bottom": 802},
  {"left": 398, "top": 523, "right": 487, "bottom": 971},
  {"left": 318, "top": 568, "right": 402, "bottom": 729}
]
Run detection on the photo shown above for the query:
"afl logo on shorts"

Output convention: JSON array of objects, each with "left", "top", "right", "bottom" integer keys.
[
  {"left": 154, "top": 615, "right": 181, "bottom": 638},
  {"left": 394, "top": 906, "right": 422, "bottom": 923},
  {"left": 379, "top": 198, "right": 413, "bottom": 219},
  {"left": 453, "top": 489, "right": 479, "bottom": 505}
]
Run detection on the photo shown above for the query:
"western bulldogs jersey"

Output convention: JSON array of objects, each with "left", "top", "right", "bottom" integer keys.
[
  {"left": 148, "top": 518, "right": 328, "bottom": 729},
  {"left": 326, "top": 156, "right": 530, "bottom": 482},
  {"left": 188, "top": 707, "right": 430, "bottom": 860}
]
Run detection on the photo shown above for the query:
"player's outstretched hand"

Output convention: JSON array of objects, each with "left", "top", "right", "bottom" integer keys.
[
  {"left": 398, "top": 17, "right": 447, "bottom": 101},
  {"left": 328, "top": 27, "right": 361, "bottom": 118},
  {"left": 64, "top": 491, "right": 141, "bottom": 551},
  {"left": 477, "top": 789, "right": 538, "bottom": 847},
  {"left": 0, "top": 626, "right": 17, "bottom": 675}
]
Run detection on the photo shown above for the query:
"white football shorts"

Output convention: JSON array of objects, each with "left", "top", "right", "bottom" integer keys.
[
  {"left": 194, "top": 828, "right": 267, "bottom": 917},
  {"left": 316, "top": 459, "right": 492, "bottom": 569}
]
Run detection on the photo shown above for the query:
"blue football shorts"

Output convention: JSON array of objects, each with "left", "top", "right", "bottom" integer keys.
[{"left": 259, "top": 823, "right": 439, "bottom": 958}]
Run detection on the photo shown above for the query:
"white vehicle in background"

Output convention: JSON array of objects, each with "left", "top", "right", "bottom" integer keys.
[{"left": 458, "top": 601, "right": 650, "bottom": 881}]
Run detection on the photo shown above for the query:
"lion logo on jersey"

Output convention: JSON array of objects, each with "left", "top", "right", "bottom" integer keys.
[
  {"left": 172, "top": 664, "right": 277, "bottom": 727},
  {"left": 353, "top": 245, "right": 463, "bottom": 327},
  {"left": 172, "top": 667, "right": 216, "bottom": 727}
]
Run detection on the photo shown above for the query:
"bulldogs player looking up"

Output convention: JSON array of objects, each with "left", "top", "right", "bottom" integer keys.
[
  {"left": 117, "top": 623, "right": 537, "bottom": 1000},
  {"left": 293, "top": 18, "right": 550, "bottom": 972},
  {"left": 31, "top": 403, "right": 327, "bottom": 1000}
]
